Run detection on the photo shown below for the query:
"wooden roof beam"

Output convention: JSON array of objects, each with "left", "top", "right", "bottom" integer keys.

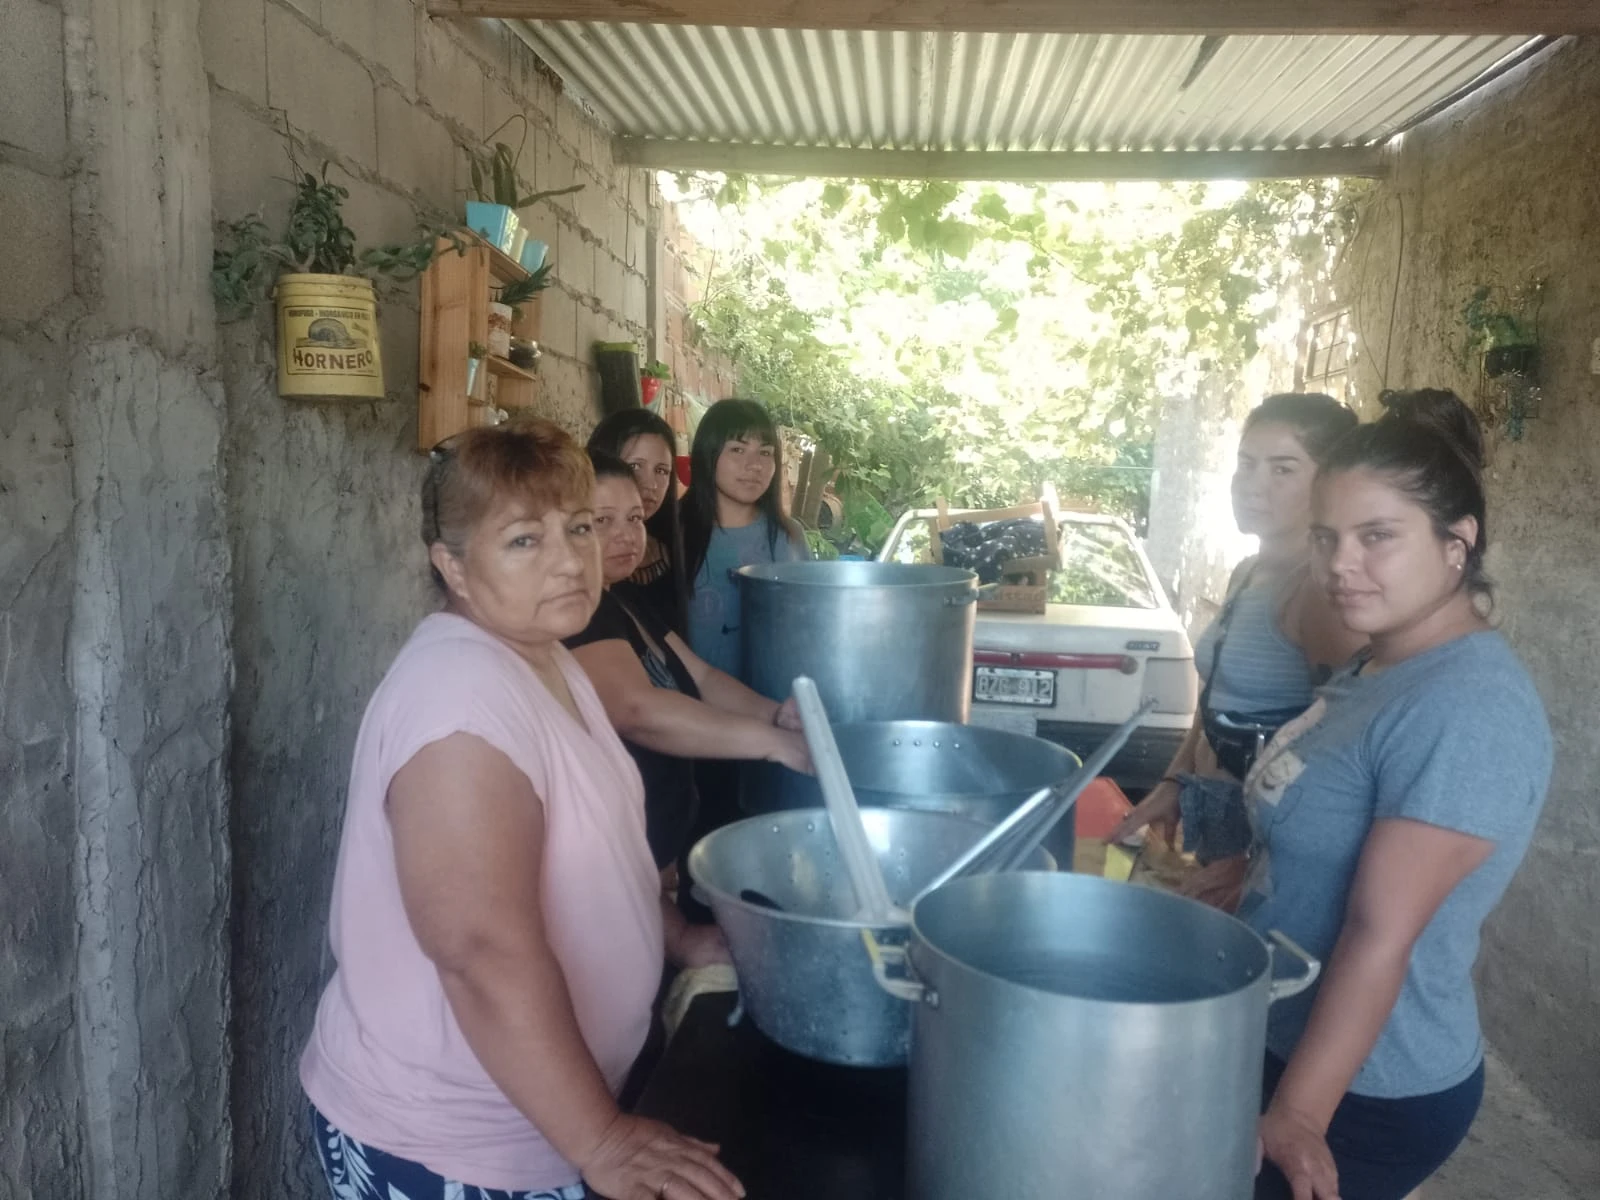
[
  {"left": 428, "top": 1, "right": 1600, "bottom": 36},
  {"left": 613, "top": 140, "right": 1391, "bottom": 180}
]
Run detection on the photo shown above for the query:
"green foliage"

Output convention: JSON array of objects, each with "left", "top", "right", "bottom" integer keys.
[
  {"left": 468, "top": 340, "right": 489, "bottom": 359},
  {"left": 681, "top": 175, "right": 1364, "bottom": 551},
  {"left": 640, "top": 360, "right": 673, "bottom": 380},
  {"left": 467, "top": 114, "right": 586, "bottom": 209},
  {"left": 1459, "top": 281, "right": 1543, "bottom": 362},
  {"left": 804, "top": 529, "right": 840, "bottom": 560},
  {"left": 211, "top": 216, "right": 283, "bottom": 320},
  {"left": 496, "top": 263, "right": 553, "bottom": 311},
  {"left": 212, "top": 161, "right": 459, "bottom": 321}
]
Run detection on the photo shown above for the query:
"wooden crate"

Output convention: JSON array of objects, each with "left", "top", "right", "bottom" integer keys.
[
  {"left": 417, "top": 231, "right": 544, "bottom": 451},
  {"left": 931, "top": 496, "right": 1059, "bottom": 614}
]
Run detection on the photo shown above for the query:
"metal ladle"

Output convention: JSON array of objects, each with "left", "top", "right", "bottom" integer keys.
[{"left": 910, "top": 699, "right": 1157, "bottom": 904}]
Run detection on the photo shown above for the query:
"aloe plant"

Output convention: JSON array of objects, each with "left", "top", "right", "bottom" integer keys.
[{"left": 467, "top": 114, "right": 585, "bottom": 210}]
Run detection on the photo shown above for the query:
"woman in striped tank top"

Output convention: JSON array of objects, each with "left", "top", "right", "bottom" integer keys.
[{"left": 1113, "top": 393, "right": 1365, "bottom": 908}]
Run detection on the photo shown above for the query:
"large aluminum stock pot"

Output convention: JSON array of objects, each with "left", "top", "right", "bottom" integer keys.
[
  {"left": 738, "top": 562, "right": 978, "bottom": 724},
  {"left": 768, "top": 720, "right": 1082, "bottom": 869},
  {"left": 868, "top": 872, "right": 1321, "bottom": 1200},
  {"left": 687, "top": 808, "right": 1054, "bottom": 1067}
]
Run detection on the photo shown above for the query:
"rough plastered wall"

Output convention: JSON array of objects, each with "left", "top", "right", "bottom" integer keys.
[
  {"left": 3, "top": 0, "right": 234, "bottom": 1197},
  {"left": 0, "top": 3, "right": 81, "bottom": 1190},
  {"left": 197, "top": 3, "right": 656, "bottom": 1193},
  {"left": 1335, "top": 36, "right": 1600, "bottom": 1131}
]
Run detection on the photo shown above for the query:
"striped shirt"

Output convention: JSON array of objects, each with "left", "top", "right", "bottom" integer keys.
[{"left": 1193, "top": 577, "right": 1314, "bottom": 715}]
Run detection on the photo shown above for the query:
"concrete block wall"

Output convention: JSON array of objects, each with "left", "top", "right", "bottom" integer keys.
[
  {"left": 4, "top": 1, "right": 235, "bottom": 1197},
  {"left": 0, "top": 1, "right": 83, "bottom": 1192},
  {"left": 660, "top": 201, "right": 739, "bottom": 411},
  {"left": 203, "top": 0, "right": 655, "bottom": 432},
  {"left": 197, "top": 4, "right": 668, "bottom": 1195},
  {"left": 1335, "top": 37, "right": 1600, "bottom": 1133}
]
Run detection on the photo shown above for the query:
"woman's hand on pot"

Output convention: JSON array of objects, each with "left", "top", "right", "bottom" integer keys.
[
  {"left": 1109, "top": 778, "right": 1181, "bottom": 846},
  {"left": 1259, "top": 1105, "right": 1340, "bottom": 1200},
  {"left": 773, "top": 696, "right": 804, "bottom": 732},
  {"left": 764, "top": 728, "right": 813, "bottom": 775},
  {"left": 580, "top": 1113, "right": 745, "bottom": 1200}
]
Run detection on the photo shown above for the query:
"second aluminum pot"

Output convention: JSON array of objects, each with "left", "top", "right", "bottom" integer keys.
[
  {"left": 869, "top": 872, "right": 1320, "bottom": 1200},
  {"left": 766, "top": 720, "right": 1082, "bottom": 870}
]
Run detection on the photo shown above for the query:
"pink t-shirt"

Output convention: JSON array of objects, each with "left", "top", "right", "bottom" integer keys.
[{"left": 299, "top": 613, "right": 664, "bottom": 1190}]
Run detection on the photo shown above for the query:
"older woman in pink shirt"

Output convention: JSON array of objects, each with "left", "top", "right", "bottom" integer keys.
[{"left": 299, "top": 420, "right": 742, "bottom": 1200}]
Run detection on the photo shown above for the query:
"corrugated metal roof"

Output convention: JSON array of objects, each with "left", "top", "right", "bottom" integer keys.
[{"left": 511, "top": 24, "right": 1537, "bottom": 154}]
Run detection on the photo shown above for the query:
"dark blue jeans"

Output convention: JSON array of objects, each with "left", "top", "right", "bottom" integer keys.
[{"left": 1254, "top": 1053, "right": 1485, "bottom": 1200}]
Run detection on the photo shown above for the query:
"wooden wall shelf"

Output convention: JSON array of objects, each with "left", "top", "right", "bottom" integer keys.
[{"left": 417, "top": 230, "right": 545, "bottom": 451}]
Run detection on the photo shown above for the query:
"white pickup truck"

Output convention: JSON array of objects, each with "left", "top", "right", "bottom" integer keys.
[{"left": 877, "top": 505, "right": 1197, "bottom": 793}]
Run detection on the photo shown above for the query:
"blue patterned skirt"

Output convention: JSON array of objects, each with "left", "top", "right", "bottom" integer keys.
[{"left": 311, "top": 1104, "right": 588, "bottom": 1200}]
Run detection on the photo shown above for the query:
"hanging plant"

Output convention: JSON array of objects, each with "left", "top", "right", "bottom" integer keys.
[
  {"left": 212, "top": 161, "right": 460, "bottom": 320},
  {"left": 212, "top": 153, "right": 462, "bottom": 400},
  {"left": 1459, "top": 279, "right": 1544, "bottom": 379}
]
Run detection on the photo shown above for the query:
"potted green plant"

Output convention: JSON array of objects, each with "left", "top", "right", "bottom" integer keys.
[
  {"left": 467, "top": 340, "right": 489, "bottom": 398},
  {"left": 1460, "top": 281, "right": 1543, "bottom": 379},
  {"left": 640, "top": 359, "right": 672, "bottom": 405},
  {"left": 495, "top": 264, "right": 552, "bottom": 320},
  {"left": 212, "top": 160, "right": 458, "bottom": 400},
  {"left": 465, "top": 115, "right": 585, "bottom": 255}
]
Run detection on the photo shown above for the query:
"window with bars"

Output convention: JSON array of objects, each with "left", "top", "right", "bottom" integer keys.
[{"left": 1299, "top": 309, "right": 1355, "bottom": 403}]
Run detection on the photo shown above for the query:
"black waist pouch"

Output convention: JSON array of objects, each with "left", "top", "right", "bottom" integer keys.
[{"left": 1201, "top": 705, "right": 1305, "bottom": 780}]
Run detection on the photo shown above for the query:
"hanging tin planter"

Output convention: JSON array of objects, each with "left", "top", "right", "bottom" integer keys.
[
  {"left": 274, "top": 274, "right": 385, "bottom": 400},
  {"left": 212, "top": 159, "right": 458, "bottom": 403}
]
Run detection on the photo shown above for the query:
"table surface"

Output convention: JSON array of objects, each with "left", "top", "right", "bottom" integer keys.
[{"left": 633, "top": 991, "right": 908, "bottom": 1200}]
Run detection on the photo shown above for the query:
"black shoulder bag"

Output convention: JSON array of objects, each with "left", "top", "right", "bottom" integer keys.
[{"left": 1200, "top": 567, "right": 1310, "bottom": 780}]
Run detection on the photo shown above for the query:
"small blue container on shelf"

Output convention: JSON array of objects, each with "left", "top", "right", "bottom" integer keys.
[
  {"left": 520, "top": 239, "right": 548, "bottom": 273},
  {"left": 465, "top": 203, "right": 520, "bottom": 254}
]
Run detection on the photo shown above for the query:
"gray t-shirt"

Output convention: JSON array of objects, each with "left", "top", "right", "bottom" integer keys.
[
  {"left": 1238, "top": 631, "right": 1551, "bottom": 1098},
  {"left": 687, "top": 518, "right": 809, "bottom": 680}
]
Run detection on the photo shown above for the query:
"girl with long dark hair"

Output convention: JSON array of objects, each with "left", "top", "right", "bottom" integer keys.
[
  {"left": 566, "top": 452, "right": 809, "bottom": 872},
  {"left": 680, "top": 399, "right": 809, "bottom": 681},
  {"left": 1112, "top": 393, "right": 1364, "bottom": 907},
  {"left": 1246, "top": 390, "right": 1551, "bottom": 1199},
  {"left": 587, "top": 408, "right": 688, "bottom": 633}
]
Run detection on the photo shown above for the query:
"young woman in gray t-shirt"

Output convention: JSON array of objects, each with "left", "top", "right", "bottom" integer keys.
[{"left": 1245, "top": 390, "right": 1552, "bottom": 1200}]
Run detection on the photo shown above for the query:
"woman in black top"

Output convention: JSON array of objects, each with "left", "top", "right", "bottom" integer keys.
[
  {"left": 566, "top": 453, "right": 811, "bottom": 871},
  {"left": 588, "top": 409, "right": 688, "bottom": 634}
]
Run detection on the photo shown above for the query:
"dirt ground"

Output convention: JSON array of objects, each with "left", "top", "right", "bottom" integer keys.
[{"left": 1430, "top": 1052, "right": 1600, "bottom": 1200}]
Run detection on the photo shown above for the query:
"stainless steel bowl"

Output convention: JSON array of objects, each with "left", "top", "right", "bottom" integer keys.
[{"left": 688, "top": 807, "right": 1055, "bottom": 1067}]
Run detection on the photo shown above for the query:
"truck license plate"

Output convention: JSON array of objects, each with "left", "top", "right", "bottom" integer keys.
[{"left": 973, "top": 666, "right": 1055, "bottom": 707}]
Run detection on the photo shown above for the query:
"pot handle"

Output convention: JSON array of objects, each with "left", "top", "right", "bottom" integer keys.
[
  {"left": 862, "top": 928, "right": 934, "bottom": 1005},
  {"left": 945, "top": 584, "right": 998, "bottom": 607},
  {"left": 1266, "top": 930, "right": 1322, "bottom": 1003}
]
